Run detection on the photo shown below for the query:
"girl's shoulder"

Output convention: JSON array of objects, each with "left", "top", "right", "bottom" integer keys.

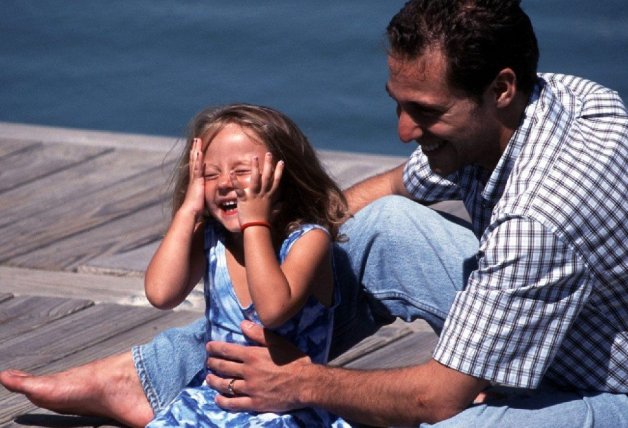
[{"left": 279, "top": 223, "right": 330, "bottom": 260}]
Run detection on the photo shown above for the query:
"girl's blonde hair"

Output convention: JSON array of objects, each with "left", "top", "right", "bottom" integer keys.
[{"left": 171, "top": 103, "right": 349, "bottom": 241}]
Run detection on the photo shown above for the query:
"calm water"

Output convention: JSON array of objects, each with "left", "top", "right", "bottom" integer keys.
[{"left": 1, "top": 0, "right": 627, "bottom": 156}]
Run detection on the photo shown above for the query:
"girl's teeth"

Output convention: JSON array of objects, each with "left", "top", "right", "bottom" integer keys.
[{"left": 222, "top": 201, "right": 237, "bottom": 211}]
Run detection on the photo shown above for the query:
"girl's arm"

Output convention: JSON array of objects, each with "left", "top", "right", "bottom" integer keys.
[
  {"left": 234, "top": 153, "right": 331, "bottom": 328},
  {"left": 144, "top": 139, "right": 207, "bottom": 309},
  {"left": 243, "top": 225, "right": 332, "bottom": 328}
]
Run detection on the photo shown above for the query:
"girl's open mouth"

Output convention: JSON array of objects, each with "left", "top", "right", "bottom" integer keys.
[{"left": 220, "top": 200, "right": 238, "bottom": 214}]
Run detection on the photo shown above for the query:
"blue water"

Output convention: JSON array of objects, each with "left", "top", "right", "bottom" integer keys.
[{"left": 1, "top": 0, "right": 626, "bottom": 156}]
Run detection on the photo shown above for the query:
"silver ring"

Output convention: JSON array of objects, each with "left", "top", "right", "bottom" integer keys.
[{"left": 227, "top": 378, "right": 237, "bottom": 396}]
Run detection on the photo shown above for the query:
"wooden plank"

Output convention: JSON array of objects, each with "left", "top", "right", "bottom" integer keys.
[
  {"left": 8, "top": 204, "right": 168, "bottom": 272},
  {"left": 0, "top": 295, "right": 93, "bottom": 342},
  {"left": 0, "top": 303, "right": 165, "bottom": 371},
  {"left": 9, "top": 412, "right": 121, "bottom": 428},
  {"left": 0, "top": 266, "right": 205, "bottom": 312},
  {"left": 0, "top": 141, "right": 111, "bottom": 194},
  {"left": 0, "top": 148, "right": 119, "bottom": 226},
  {"left": 0, "top": 122, "right": 181, "bottom": 153},
  {"left": 0, "top": 308, "right": 201, "bottom": 426},
  {"left": 330, "top": 321, "right": 414, "bottom": 366},
  {"left": 0, "top": 151, "right": 174, "bottom": 265},
  {"left": 0, "top": 144, "right": 168, "bottom": 227},
  {"left": 78, "top": 241, "right": 159, "bottom": 276},
  {"left": 318, "top": 150, "right": 404, "bottom": 189},
  {"left": 341, "top": 330, "right": 438, "bottom": 370},
  {"left": 38, "top": 309, "right": 202, "bottom": 370},
  {"left": 0, "top": 138, "right": 40, "bottom": 158},
  {"left": 0, "top": 266, "right": 147, "bottom": 304}
]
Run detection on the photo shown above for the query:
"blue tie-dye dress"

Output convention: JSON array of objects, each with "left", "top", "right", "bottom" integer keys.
[{"left": 147, "top": 223, "right": 351, "bottom": 427}]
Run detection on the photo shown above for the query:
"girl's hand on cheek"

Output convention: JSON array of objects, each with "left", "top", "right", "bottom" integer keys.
[
  {"left": 181, "top": 138, "right": 206, "bottom": 220},
  {"left": 232, "top": 153, "right": 284, "bottom": 225}
]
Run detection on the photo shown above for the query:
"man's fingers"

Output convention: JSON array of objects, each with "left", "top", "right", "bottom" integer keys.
[
  {"left": 242, "top": 320, "right": 287, "bottom": 348},
  {"left": 206, "top": 339, "right": 250, "bottom": 361},
  {"left": 214, "top": 394, "right": 257, "bottom": 412},
  {"left": 206, "top": 357, "right": 244, "bottom": 379},
  {"left": 205, "top": 373, "right": 242, "bottom": 393},
  {"left": 214, "top": 386, "right": 291, "bottom": 414},
  {"left": 240, "top": 320, "right": 307, "bottom": 366},
  {"left": 239, "top": 320, "right": 269, "bottom": 346}
]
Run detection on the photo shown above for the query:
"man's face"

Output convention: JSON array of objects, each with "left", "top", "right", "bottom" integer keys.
[{"left": 386, "top": 48, "right": 503, "bottom": 176}]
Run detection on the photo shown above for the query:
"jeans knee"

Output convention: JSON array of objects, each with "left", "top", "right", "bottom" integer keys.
[{"left": 349, "top": 196, "right": 432, "bottom": 239}]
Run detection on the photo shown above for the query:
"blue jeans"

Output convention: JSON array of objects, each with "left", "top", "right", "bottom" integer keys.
[
  {"left": 132, "top": 196, "right": 627, "bottom": 427},
  {"left": 422, "top": 382, "right": 628, "bottom": 427}
]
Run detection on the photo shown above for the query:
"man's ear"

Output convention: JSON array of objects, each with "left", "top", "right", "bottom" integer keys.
[{"left": 491, "top": 68, "right": 517, "bottom": 108}]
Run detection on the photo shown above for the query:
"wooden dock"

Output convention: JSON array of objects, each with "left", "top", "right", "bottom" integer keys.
[{"left": 0, "top": 123, "right": 463, "bottom": 427}]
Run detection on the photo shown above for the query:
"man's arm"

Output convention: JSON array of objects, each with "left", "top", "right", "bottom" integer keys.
[
  {"left": 206, "top": 321, "right": 489, "bottom": 426},
  {"left": 344, "top": 163, "right": 412, "bottom": 215},
  {"left": 299, "top": 358, "right": 488, "bottom": 425}
]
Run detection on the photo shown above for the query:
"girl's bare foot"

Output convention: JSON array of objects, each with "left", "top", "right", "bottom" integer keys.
[{"left": 0, "top": 352, "right": 154, "bottom": 428}]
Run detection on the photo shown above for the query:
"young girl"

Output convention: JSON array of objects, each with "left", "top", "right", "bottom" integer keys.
[{"left": 145, "top": 104, "right": 351, "bottom": 427}]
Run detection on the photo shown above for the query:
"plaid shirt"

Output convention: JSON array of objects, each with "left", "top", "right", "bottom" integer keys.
[{"left": 403, "top": 74, "right": 627, "bottom": 392}]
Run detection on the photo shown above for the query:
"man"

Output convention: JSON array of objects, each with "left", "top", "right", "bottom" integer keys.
[{"left": 2, "top": 0, "right": 626, "bottom": 426}]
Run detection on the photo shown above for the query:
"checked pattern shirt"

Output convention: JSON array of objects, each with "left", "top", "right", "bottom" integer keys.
[{"left": 402, "top": 73, "right": 627, "bottom": 392}]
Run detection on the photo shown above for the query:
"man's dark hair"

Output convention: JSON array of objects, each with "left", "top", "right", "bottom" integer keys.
[{"left": 387, "top": 0, "right": 539, "bottom": 101}]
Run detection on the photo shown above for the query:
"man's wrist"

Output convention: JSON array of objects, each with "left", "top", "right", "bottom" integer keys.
[{"left": 292, "top": 361, "right": 330, "bottom": 408}]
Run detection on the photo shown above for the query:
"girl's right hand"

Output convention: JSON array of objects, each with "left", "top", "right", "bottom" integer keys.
[{"left": 180, "top": 138, "right": 206, "bottom": 220}]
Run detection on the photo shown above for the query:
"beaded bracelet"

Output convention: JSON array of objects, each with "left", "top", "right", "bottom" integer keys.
[{"left": 240, "top": 221, "right": 271, "bottom": 233}]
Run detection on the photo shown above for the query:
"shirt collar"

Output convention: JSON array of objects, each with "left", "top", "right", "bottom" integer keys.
[{"left": 480, "top": 80, "right": 543, "bottom": 205}]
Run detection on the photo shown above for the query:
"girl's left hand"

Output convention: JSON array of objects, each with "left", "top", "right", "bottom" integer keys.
[{"left": 231, "top": 153, "right": 284, "bottom": 225}]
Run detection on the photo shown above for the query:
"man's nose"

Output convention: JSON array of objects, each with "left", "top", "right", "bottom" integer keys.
[{"left": 397, "top": 110, "right": 423, "bottom": 143}]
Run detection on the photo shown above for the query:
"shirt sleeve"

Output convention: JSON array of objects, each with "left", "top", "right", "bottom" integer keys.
[{"left": 433, "top": 216, "right": 591, "bottom": 389}]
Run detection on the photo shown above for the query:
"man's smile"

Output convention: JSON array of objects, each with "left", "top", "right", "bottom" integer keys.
[{"left": 421, "top": 141, "right": 446, "bottom": 154}]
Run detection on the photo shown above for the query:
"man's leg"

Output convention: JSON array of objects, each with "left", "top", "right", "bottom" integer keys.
[
  {"left": 0, "top": 317, "right": 207, "bottom": 426},
  {"left": 424, "top": 382, "right": 628, "bottom": 428},
  {"left": 331, "top": 195, "right": 478, "bottom": 357}
]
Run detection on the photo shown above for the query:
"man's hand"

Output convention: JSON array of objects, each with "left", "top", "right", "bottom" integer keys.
[
  {"left": 206, "top": 321, "right": 490, "bottom": 426},
  {"left": 205, "top": 320, "right": 310, "bottom": 413}
]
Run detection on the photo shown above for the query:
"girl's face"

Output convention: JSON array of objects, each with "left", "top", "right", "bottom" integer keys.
[{"left": 201, "top": 123, "right": 270, "bottom": 232}]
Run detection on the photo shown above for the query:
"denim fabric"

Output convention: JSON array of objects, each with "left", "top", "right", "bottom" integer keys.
[
  {"left": 421, "top": 382, "right": 628, "bottom": 428},
  {"left": 329, "top": 196, "right": 478, "bottom": 357},
  {"left": 132, "top": 318, "right": 207, "bottom": 411}
]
